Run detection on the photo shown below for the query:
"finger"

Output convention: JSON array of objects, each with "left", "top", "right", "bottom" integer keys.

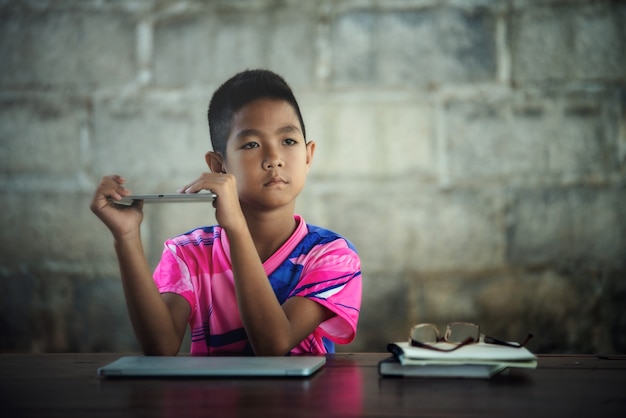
[
  {"left": 178, "top": 174, "right": 209, "bottom": 194},
  {"left": 176, "top": 181, "right": 195, "bottom": 194},
  {"left": 129, "top": 199, "right": 144, "bottom": 210},
  {"left": 100, "top": 185, "right": 127, "bottom": 202},
  {"left": 110, "top": 174, "right": 126, "bottom": 184},
  {"left": 97, "top": 184, "right": 130, "bottom": 204}
]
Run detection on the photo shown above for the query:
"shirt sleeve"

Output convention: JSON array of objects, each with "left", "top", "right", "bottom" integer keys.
[
  {"left": 152, "top": 242, "right": 197, "bottom": 312},
  {"left": 288, "top": 239, "right": 362, "bottom": 344}
]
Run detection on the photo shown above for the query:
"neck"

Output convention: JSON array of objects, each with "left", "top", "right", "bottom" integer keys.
[{"left": 241, "top": 206, "right": 298, "bottom": 263}]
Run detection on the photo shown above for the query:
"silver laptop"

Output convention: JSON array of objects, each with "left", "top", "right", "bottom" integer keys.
[
  {"left": 113, "top": 192, "right": 216, "bottom": 206},
  {"left": 98, "top": 356, "right": 326, "bottom": 378}
]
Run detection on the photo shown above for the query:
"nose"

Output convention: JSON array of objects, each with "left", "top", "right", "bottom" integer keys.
[{"left": 263, "top": 148, "right": 284, "bottom": 169}]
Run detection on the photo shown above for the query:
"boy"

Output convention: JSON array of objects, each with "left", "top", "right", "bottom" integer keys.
[{"left": 90, "top": 69, "right": 362, "bottom": 356}]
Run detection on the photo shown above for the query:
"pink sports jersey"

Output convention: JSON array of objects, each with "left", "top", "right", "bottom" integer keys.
[{"left": 153, "top": 214, "right": 362, "bottom": 355}]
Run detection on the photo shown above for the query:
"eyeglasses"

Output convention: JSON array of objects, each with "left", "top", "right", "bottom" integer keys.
[{"left": 409, "top": 322, "right": 533, "bottom": 352}]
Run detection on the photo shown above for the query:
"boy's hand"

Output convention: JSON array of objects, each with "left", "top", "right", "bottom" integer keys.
[
  {"left": 90, "top": 175, "right": 144, "bottom": 240},
  {"left": 178, "top": 173, "right": 246, "bottom": 231}
]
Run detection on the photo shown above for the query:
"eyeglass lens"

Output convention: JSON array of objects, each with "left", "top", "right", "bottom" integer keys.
[
  {"left": 410, "top": 324, "right": 439, "bottom": 343},
  {"left": 445, "top": 322, "right": 480, "bottom": 343}
]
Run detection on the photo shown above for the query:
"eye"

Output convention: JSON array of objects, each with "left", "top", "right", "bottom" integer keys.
[
  {"left": 241, "top": 142, "right": 259, "bottom": 149},
  {"left": 283, "top": 138, "right": 298, "bottom": 146}
]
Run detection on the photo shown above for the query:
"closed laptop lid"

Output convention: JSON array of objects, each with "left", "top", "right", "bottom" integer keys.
[{"left": 98, "top": 356, "right": 326, "bottom": 378}]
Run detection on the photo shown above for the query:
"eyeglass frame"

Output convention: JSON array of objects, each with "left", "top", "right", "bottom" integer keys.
[{"left": 409, "top": 322, "right": 533, "bottom": 352}]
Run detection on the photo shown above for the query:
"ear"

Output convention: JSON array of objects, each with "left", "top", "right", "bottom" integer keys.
[
  {"left": 205, "top": 151, "right": 226, "bottom": 173},
  {"left": 305, "top": 140, "right": 315, "bottom": 170}
]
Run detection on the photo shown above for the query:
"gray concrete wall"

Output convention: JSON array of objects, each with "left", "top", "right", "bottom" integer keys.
[{"left": 1, "top": 0, "right": 624, "bottom": 354}]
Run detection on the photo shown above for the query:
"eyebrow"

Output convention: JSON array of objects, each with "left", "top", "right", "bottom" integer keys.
[{"left": 235, "top": 124, "right": 302, "bottom": 140}]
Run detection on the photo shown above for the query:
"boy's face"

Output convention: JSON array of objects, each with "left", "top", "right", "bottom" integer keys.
[{"left": 220, "top": 98, "right": 314, "bottom": 211}]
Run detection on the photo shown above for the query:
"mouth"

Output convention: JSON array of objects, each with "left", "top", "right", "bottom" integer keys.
[{"left": 264, "top": 176, "right": 288, "bottom": 187}]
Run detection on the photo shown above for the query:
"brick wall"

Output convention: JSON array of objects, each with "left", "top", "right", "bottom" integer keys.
[{"left": 1, "top": 0, "right": 624, "bottom": 354}]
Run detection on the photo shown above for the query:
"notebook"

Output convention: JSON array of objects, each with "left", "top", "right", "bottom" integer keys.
[
  {"left": 387, "top": 341, "right": 538, "bottom": 364},
  {"left": 378, "top": 356, "right": 509, "bottom": 379},
  {"left": 113, "top": 192, "right": 216, "bottom": 206},
  {"left": 97, "top": 355, "right": 326, "bottom": 378},
  {"left": 381, "top": 342, "right": 537, "bottom": 379}
]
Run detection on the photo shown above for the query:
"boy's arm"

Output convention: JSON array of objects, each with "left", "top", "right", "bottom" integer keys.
[
  {"left": 91, "top": 175, "right": 189, "bottom": 356},
  {"left": 226, "top": 223, "right": 332, "bottom": 356},
  {"left": 114, "top": 234, "right": 190, "bottom": 356}
]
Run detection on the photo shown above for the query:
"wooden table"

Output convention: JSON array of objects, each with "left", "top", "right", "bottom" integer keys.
[{"left": 1, "top": 353, "right": 625, "bottom": 417}]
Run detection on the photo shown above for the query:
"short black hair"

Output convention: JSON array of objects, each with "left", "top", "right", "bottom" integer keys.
[{"left": 207, "top": 69, "right": 306, "bottom": 157}]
